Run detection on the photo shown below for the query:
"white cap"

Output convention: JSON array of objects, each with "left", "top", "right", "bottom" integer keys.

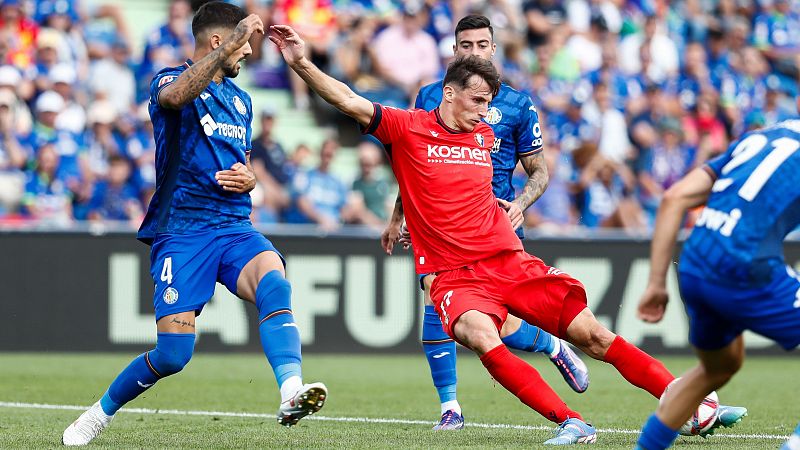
[
  {"left": 87, "top": 100, "right": 117, "bottom": 125},
  {"left": 0, "top": 65, "right": 21, "bottom": 86},
  {"left": 36, "top": 90, "right": 65, "bottom": 113},
  {"left": 49, "top": 63, "right": 76, "bottom": 85},
  {"left": 0, "top": 89, "right": 16, "bottom": 107}
]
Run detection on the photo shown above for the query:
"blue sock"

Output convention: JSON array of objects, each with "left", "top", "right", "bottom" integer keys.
[
  {"left": 501, "top": 320, "right": 555, "bottom": 354},
  {"left": 637, "top": 414, "right": 679, "bottom": 450},
  {"left": 256, "top": 270, "right": 302, "bottom": 387},
  {"left": 422, "top": 305, "right": 457, "bottom": 404},
  {"left": 100, "top": 332, "right": 195, "bottom": 415}
]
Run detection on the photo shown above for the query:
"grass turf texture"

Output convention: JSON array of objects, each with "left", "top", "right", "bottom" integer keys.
[{"left": 0, "top": 353, "right": 796, "bottom": 449}]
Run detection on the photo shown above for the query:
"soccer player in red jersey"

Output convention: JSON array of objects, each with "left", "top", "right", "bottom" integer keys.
[{"left": 269, "top": 24, "right": 741, "bottom": 444}]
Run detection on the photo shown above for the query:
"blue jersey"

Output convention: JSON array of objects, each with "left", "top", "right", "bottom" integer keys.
[
  {"left": 681, "top": 119, "right": 800, "bottom": 285},
  {"left": 138, "top": 60, "right": 253, "bottom": 244},
  {"left": 415, "top": 81, "right": 543, "bottom": 238}
]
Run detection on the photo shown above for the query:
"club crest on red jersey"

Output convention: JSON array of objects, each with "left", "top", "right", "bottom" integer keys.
[{"left": 474, "top": 133, "right": 485, "bottom": 147}]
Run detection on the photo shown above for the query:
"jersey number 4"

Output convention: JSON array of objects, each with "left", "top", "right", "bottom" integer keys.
[
  {"left": 161, "top": 257, "right": 173, "bottom": 285},
  {"left": 715, "top": 134, "right": 800, "bottom": 201}
]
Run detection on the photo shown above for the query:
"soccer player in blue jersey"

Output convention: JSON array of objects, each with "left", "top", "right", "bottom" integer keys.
[
  {"left": 380, "top": 15, "right": 589, "bottom": 431},
  {"left": 62, "top": 3, "right": 326, "bottom": 446},
  {"left": 634, "top": 117, "right": 800, "bottom": 449}
]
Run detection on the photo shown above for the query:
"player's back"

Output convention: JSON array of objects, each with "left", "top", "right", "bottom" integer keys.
[
  {"left": 681, "top": 119, "right": 800, "bottom": 284},
  {"left": 138, "top": 62, "right": 254, "bottom": 244}
]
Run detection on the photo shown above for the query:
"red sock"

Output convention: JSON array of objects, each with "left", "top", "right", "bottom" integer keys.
[
  {"left": 603, "top": 335, "right": 675, "bottom": 398},
  {"left": 480, "top": 345, "right": 582, "bottom": 423}
]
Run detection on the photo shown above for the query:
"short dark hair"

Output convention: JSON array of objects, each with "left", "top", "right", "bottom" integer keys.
[
  {"left": 443, "top": 55, "right": 500, "bottom": 98},
  {"left": 191, "top": 1, "right": 247, "bottom": 39},
  {"left": 454, "top": 15, "right": 493, "bottom": 40}
]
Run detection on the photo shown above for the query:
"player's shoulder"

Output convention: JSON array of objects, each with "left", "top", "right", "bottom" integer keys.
[
  {"left": 495, "top": 83, "right": 533, "bottom": 106},
  {"left": 418, "top": 80, "right": 443, "bottom": 100},
  {"left": 151, "top": 64, "right": 186, "bottom": 88}
]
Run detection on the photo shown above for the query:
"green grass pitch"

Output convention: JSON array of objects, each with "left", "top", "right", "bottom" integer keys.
[{"left": 0, "top": 352, "right": 796, "bottom": 448}]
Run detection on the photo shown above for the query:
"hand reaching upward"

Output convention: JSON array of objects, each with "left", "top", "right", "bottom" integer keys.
[{"left": 269, "top": 25, "right": 306, "bottom": 66}]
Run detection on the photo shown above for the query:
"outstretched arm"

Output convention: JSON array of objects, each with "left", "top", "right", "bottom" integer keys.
[
  {"left": 159, "top": 14, "right": 265, "bottom": 109},
  {"left": 637, "top": 167, "right": 714, "bottom": 323},
  {"left": 269, "top": 25, "right": 374, "bottom": 126}
]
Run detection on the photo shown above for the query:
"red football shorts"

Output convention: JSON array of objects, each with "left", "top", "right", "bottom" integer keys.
[{"left": 430, "top": 250, "right": 588, "bottom": 340}]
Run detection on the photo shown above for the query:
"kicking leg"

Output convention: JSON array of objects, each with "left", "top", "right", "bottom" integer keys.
[
  {"left": 454, "top": 311, "right": 596, "bottom": 445},
  {"left": 420, "top": 274, "right": 462, "bottom": 430},
  {"left": 637, "top": 336, "right": 744, "bottom": 450},
  {"left": 63, "top": 313, "right": 196, "bottom": 446},
  {"left": 501, "top": 315, "right": 589, "bottom": 393},
  {"left": 237, "top": 250, "right": 326, "bottom": 427}
]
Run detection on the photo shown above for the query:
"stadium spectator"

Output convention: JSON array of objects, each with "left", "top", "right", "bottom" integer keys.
[
  {"left": 84, "top": 100, "right": 120, "bottom": 179},
  {"left": 50, "top": 63, "right": 86, "bottom": 134},
  {"left": 637, "top": 117, "right": 696, "bottom": 226},
  {"left": 618, "top": 14, "right": 679, "bottom": 83},
  {"left": 583, "top": 81, "right": 633, "bottom": 164},
  {"left": 27, "top": 91, "right": 88, "bottom": 202},
  {"left": 752, "top": 0, "right": 800, "bottom": 79},
  {"left": 0, "top": 0, "right": 39, "bottom": 69},
  {"left": 21, "top": 142, "right": 72, "bottom": 224},
  {"left": 136, "top": 0, "right": 193, "bottom": 101},
  {"left": 284, "top": 138, "right": 353, "bottom": 230},
  {"left": 87, "top": 154, "right": 142, "bottom": 224},
  {"left": 524, "top": 146, "right": 576, "bottom": 231},
  {"left": 523, "top": 0, "right": 567, "bottom": 49},
  {"left": 0, "top": 66, "right": 32, "bottom": 136},
  {"left": 88, "top": 39, "right": 136, "bottom": 115},
  {"left": 682, "top": 92, "right": 728, "bottom": 161},
  {"left": 273, "top": 0, "right": 336, "bottom": 109},
  {"left": 349, "top": 140, "right": 390, "bottom": 225},
  {"left": 250, "top": 105, "right": 290, "bottom": 223},
  {"left": 0, "top": 88, "right": 25, "bottom": 214},
  {"left": 371, "top": 6, "right": 440, "bottom": 105}
]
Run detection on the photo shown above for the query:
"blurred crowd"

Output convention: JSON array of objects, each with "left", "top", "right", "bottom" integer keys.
[{"left": 0, "top": 0, "right": 798, "bottom": 234}]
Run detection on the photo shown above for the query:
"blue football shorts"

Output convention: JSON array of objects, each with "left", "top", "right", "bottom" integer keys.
[
  {"left": 679, "top": 261, "right": 800, "bottom": 351},
  {"left": 149, "top": 224, "right": 284, "bottom": 321}
]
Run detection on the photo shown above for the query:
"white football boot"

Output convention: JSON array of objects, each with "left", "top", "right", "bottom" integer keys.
[
  {"left": 277, "top": 382, "right": 328, "bottom": 426},
  {"left": 62, "top": 402, "right": 114, "bottom": 446}
]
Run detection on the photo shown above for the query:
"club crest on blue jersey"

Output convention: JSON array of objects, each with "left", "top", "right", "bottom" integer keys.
[
  {"left": 484, "top": 106, "right": 502, "bottom": 125},
  {"left": 163, "top": 287, "right": 179, "bottom": 304},
  {"left": 475, "top": 133, "right": 485, "bottom": 147},
  {"left": 233, "top": 96, "right": 246, "bottom": 115}
]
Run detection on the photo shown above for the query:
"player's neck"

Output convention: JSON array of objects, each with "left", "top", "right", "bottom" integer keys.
[{"left": 438, "top": 104, "right": 467, "bottom": 132}]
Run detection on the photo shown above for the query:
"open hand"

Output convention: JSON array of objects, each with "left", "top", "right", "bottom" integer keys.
[
  {"left": 637, "top": 284, "right": 669, "bottom": 323},
  {"left": 381, "top": 222, "right": 402, "bottom": 254},
  {"left": 224, "top": 14, "right": 265, "bottom": 56},
  {"left": 215, "top": 162, "right": 256, "bottom": 193},
  {"left": 268, "top": 25, "right": 306, "bottom": 66}
]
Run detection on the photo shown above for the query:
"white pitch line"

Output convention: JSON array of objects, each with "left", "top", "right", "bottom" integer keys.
[{"left": 0, "top": 401, "right": 789, "bottom": 441}]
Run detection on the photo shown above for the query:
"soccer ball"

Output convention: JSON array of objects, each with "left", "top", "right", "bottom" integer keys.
[{"left": 659, "top": 378, "right": 720, "bottom": 436}]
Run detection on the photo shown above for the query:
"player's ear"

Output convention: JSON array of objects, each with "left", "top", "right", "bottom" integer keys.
[
  {"left": 443, "top": 85, "right": 455, "bottom": 103},
  {"left": 209, "top": 32, "right": 223, "bottom": 50},
  {"left": 491, "top": 42, "right": 496, "bottom": 56}
]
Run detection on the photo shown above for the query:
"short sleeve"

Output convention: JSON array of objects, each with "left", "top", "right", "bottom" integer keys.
[
  {"left": 515, "top": 97, "right": 544, "bottom": 157},
  {"left": 149, "top": 68, "right": 182, "bottom": 109},
  {"left": 361, "top": 103, "right": 413, "bottom": 146},
  {"left": 704, "top": 139, "right": 737, "bottom": 178}
]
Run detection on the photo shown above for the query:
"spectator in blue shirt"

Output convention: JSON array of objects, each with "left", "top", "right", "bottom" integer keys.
[
  {"left": 87, "top": 154, "right": 142, "bottom": 224},
  {"left": 284, "top": 138, "right": 352, "bottom": 231}
]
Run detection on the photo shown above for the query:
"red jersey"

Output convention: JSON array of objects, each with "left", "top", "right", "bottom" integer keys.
[{"left": 364, "top": 103, "right": 522, "bottom": 273}]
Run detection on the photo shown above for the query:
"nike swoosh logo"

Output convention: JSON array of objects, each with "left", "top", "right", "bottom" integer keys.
[
  {"left": 432, "top": 352, "right": 450, "bottom": 359},
  {"left": 137, "top": 381, "right": 154, "bottom": 388}
]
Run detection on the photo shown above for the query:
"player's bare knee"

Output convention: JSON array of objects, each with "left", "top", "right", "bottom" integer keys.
[
  {"left": 582, "top": 326, "right": 616, "bottom": 359},
  {"left": 422, "top": 276, "right": 435, "bottom": 306},
  {"left": 453, "top": 312, "right": 502, "bottom": 356}
]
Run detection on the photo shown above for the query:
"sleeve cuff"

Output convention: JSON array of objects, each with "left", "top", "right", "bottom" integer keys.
[{"left": 360, "top": 103, "right": 382, "bottom": 135}]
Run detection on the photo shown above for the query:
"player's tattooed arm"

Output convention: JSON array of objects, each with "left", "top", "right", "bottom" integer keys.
[
  {"left": 159, "top": 14, "right": 264, "bottom": 109},
  {"left": 513, "top": 152, "right": 549, "bottom": 212}
]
